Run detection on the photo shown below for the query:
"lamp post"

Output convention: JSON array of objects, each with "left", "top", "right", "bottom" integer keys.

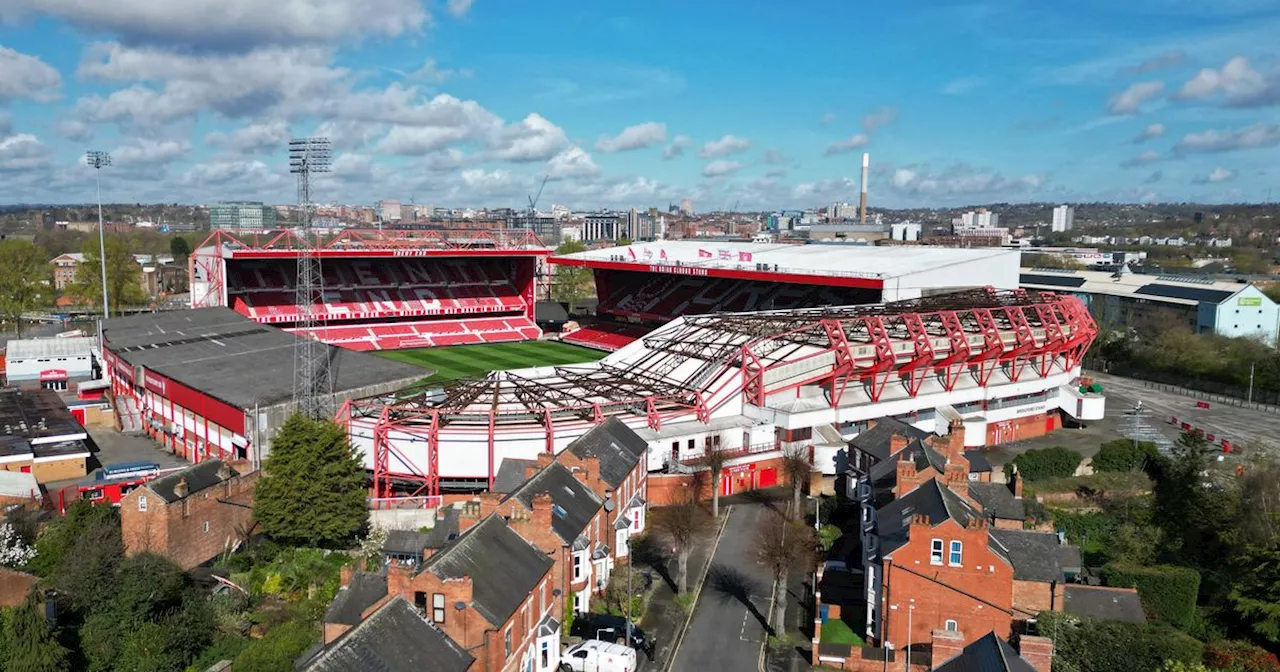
[
  {"left": 1248, "top": 361, "right": 1256, "bottom": 404},
  {"left": 86, "top": 151, "right": 112, "bottom": 320},
  {"left": 905, "top": 599, "right": 915, "bottom": 672}
]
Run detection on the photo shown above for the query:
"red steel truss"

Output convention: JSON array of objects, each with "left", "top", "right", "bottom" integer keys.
[{"left": 345, "top": 288, "right": 1097, "bottom": 497}]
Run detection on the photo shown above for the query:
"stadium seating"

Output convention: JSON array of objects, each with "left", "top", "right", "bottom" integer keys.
[
  {"left": 598, "top": 273, "right": 871, "bottom": 321},
  {"left": 226, "top": 258, "right": 527, "bottom": 324},
  {"left": 561, "top": 322, "right": 653, "bottom": 351},
  {"left": 288, "top": 317, "right": 542, "bottom": 351}
]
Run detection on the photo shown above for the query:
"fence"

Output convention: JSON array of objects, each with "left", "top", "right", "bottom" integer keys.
[{"left": 1099, "top": 362, "right": 1280, "bottom": 412}]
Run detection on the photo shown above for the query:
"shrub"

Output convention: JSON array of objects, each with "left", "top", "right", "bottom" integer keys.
[
  {"left": 1094, "top": 439, "right": 1163, "bottom": 473},
  {"left": 1039, "top": 611, "right": 1204, "bottom": 672},
  {"left": 1205, "top": 640, "right": 1280, "bottom": 672},
  {"left": 232, "top": 620, "right": 316, "bottom": 672},
  {"left": 1103, "top": 564, "right": 1201, "bottom": 630},
  {"left": 1007, "top": 446, "right": 1083, "bottom": 482}
]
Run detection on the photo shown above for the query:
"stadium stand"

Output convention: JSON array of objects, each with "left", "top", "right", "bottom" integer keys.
[
  {"left": 288, "top": 317, "right": 541, "bottom": 351},
  {"left": 561, "top": 322, "right": 652, "bottom": 351},
  {"left": 596, "top": 271, "right": 875, "bottom": 322}
]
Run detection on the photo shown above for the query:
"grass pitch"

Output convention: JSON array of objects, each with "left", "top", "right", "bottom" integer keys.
[{"left": 375, "top": 340, "right": 607, "bottom": 384}]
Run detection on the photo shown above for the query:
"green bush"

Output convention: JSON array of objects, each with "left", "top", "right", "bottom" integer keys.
[
  {"left": 1103, "top": 564, "right": 1201, "bottom": 630},
  {"left": 1094, "top": 439, "right": 1163, "bottom": 473},
  {"left": 232, "top": 620, "right": 316, "bottom": 672},
  {"left": 1039, "top": 611, "right": 1204, "bottom": 672},
  {"left": 1204, "top": 639, "right": 1280, "bottom": 672},
  {"left": 1007, "top": 446, "right": 1083, "bottom": 482}
]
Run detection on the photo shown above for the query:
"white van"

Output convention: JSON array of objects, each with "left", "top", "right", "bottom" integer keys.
[{"left": 560, "top": 640, "right": 638, "bottom": 672}]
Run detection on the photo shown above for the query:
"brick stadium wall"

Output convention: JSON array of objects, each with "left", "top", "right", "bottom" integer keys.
[{"left": 986, "top": 412, "right": 1058, "bottom": 445}]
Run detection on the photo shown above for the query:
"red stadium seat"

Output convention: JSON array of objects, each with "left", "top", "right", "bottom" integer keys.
[
  {"left": 286, "top": 316, "right": 542, "bottom": 350},
  {"left": 562, "top": 322, "right": 652, "bottom": 351}
]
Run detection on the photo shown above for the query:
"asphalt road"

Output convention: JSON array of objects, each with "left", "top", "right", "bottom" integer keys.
[
  {"left": 1090, "top": 372, "right": 1279, "bottom": 450},
  {"left": 669, "top": 503, "right": 777, "bottom": 672}
]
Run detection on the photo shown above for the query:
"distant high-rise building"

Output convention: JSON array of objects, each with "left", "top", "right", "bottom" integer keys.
[
  {"left": 959, "top": 209, "right": 999, "bottom": 229},
  {"left": 583, "top": 212, "right": 623, "bottom": 242},
  {"left": 827, "top": 202, "right": 858, "bottom": 220},
  {"left": 508, "top": 213, "right": 561, "bottom": 244},
  {"left": 680, "top": 199, "right": 693, "bottom": 216},
  {"left": 209, "top": 201, "right": 277, "bottom": 231},
  {"left": 376, "top": 200, "right": 402, "bottom": 222},
  {"left": 1051, "top": 205, "right": 1074, "bottom": 233}
]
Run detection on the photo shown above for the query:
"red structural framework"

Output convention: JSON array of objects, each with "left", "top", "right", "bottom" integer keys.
[{"left": 341, "top": 288, "right": 1098, "bottom": 498}]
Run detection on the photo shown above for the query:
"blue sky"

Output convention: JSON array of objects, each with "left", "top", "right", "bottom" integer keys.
[{"left": 0, "top": 0, "right": 1278, "bottom": 210}]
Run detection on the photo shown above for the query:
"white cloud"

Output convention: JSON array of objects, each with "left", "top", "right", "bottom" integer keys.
[
  {"left": 698, "top": 134, "right": 751, "bottom": 158},
  {"left": 112, "top": 138, "right": 191, "bottom": 166},
  {"left": 861, "top": 106, "right": 897, "bottom": 131},
  {"left": 487, "top": 113, "right": 569, "bottom": 162},
  {"left": 595, "top": 121, "right": 666, "bottom": 153},
  {"left": 446, "top": 0, "right": 474, "bottom": 17},
  {"left": 1106, "top": 81, "right": 1164, "bottom": 115},
  {"left": 375, "top": 125, "right": 475, "bottom": 155},
  {"left": 1121, "top": 150, "right": 1162, "bottom": 167},
  {"left": 54, "top": 119, "right": 92, "bottom": 142},
  {"left": 1134, "top": 122, "right": 1166, "bottom": 143},
  {"left": 1120, "top": 50, "right": 1187, "bottom": 76},
  {"left": 701, "top": 160, "right": 743, "bottom": 178},
  {"left": 888, "top": 164, "right": 1045, "bottom": 199},
  {"left": 176, "top": 159, "right": 286, "bottom": 191},
  {"left": 2, "top": 0, "right": 428, "bottom": 49},
  {"left": 662, "top": 135, "right": 691, "bottom": 159},
  {"left": 1172, "top": 56, "right": 1276, "bottom": 106},
  {"left": 819, "top": 112, "right": 836, "bottom": 125},
  {"left": 205, "top": 120, "right": 291, "bottom": 154},
  {"left": 0, "top": 133, "right": 50, "bottom": 172},
  {"left": 547, "top": 146, "right": 600, "bottom": 180},
  {"left": 1173, "top": 123, "right": 1280, "bottom": 153},
  {"left": 0, "top": 46, "right": 61, "bottom": 103},
  {"left": 824, "top": 133, "right": 869, "bottom": 156},
  {"left": 942, "top": 77, "right": 984, "bottom": 95},
  {"left": 1194, "top": 166, "right": 1237, "bottom": 183},
  {"left": 405, "top": 59, "right": 471, "bottom": 84}
]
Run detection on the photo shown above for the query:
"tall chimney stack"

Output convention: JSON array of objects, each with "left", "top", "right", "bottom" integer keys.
[{"left": 859, "top": 152, "right": 870, "bottom": 224}]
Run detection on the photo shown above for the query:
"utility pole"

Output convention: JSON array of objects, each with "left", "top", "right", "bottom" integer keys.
[
  {"left": 86, "top": 151, "right": 112, "bottom": 320},
  {"left": 904, "top": 600, "right": 915, "bottom": 672},
  {"left": 1248, "top": 361, "right": 1255, "bottom": 404}
]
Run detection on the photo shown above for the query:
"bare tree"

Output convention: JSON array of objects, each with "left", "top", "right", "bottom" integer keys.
[
  {"left": 705, "top": 446, "right": 729, "bottom": 518},
  {"left": 780, "top": 443, "right": 813, "bottom": 517},
  {"left": 650, "top": 494, "right": 714, "bottom": 594},
  {"left": 754, "top": 510, "right": 817, "bottom": 631}
]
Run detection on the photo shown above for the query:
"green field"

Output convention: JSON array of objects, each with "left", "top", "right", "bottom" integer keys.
[{"left": 375, "top": 340, "right": 607, "bottom": 384}]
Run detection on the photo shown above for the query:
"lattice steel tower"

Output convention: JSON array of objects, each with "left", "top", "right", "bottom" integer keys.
[{"left": 289, "top": 137, "right": 333, "bottom": 418}]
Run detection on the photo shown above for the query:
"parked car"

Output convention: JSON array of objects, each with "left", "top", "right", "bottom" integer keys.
[
  {"left": 569, "top": 613, "right": 651, "bottom": 655},
  {"left": 560, "top": 640, "right": 638, "bottom": 672}
]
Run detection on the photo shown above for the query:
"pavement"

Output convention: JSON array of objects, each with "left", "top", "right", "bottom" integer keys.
[
  {"left": 668, "top": 503, "right": 779, "bottom": 672},
  {"left": 980, "top": 370, "right": 1280, "bottom": 468},
  {"left": 44, "top": 426, "right": 190, "bottom": 493}
]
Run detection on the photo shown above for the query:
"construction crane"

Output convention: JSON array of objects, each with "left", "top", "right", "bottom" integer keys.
[{"left": 527, "top": 175, "right": 548, "bottom": 216}]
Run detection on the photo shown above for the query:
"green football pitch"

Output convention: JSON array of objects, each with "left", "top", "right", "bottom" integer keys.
[{"left": 375, "top": 340, "right": 608, "bottom": 384}]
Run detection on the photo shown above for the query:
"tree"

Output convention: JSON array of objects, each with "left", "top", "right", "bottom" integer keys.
[
  {"left": 1006, "top": 446, "right": 1083, "bottom": 482},
  {"left": 0, "top": 240, "right": 50, "bottom": 337},
  {"left": 1093, "top": 439, "right": 1163, "bottom": 474},
  {"left": 0, "top": 523, "right": 35, "bottom": 567},
  {"left": 552, "top": 239, "right": 594, "bottom": 313},
  {"left": 705, "top": 447, "right": 729, "bottom": 519},
  {"left": 169, "top": 236, "right": 191, "bottom": 260},
  {"left": 754, "top": 512, "right": 816, "bottom": 630},
  {"left": 71, "top": 235, "right": 145, "bottom": 315},
  {"left": 254, "top": 414, "right": 369, "bottom": 547},
  {"left": 6, "top": 592, "right": 70, "bottom": 672},
  {"left": 650, "top": 496, "right": 713, "bottom": 594},
  {"left": 780, "top": 443, "right": 812, "bottom": 516},
  {"left": 44, "top": 503, "right": 124, "bottom": 615}
]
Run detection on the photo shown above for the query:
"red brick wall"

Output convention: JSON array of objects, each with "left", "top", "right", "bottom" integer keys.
[
  {"left": 1012, "top": 580, "right": 1053, "bottom": 619},
  {"left": 986, "top": 413, "right": 1057, "bottom": 445},
  {"left": 881, "top": 519, "right": 1014, "bottom": 650},
  {"left": 120, "top": 470, "right": 259, "bottom": 570},
  {"left": 0, "top": 568, "right": 37, "bottom": 608}
]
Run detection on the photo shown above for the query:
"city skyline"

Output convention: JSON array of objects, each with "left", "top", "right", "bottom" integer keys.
[{"left": 0, "top": 1, "right": 1278, "bottom": 209}]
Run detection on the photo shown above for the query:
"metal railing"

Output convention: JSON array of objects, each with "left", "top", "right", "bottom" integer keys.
[{"left": 369, "top": 495, "right": 443, "bottom": 510}]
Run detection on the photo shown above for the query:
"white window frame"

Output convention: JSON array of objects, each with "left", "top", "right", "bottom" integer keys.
[
  {"left": 949, "top": 540, "right": 963, "bottom": 566},
  {"left": 138, "top": 495, "right": 148, "bottom": 512},
  {"left": 573, "top": 552, "right": 583, "bottom": 581},
  {"left": 945, "top": 619, "right": 958, "bottom": 631},
  {"left": 930, "top": 538, "right": 944, "bottom": 565},
  {"left": 505, "top": 626, "right": 513, "bottom": 658},
  {"left": 203, "top": 521, "right": 210, "bottom": 533},
  {"left": 432, "top": 593, "right": 446, "bottom": 624}
]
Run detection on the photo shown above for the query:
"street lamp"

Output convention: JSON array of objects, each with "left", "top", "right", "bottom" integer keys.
[
  {"left": 905, "top": 599, "right": 915, "bottom": 672},
  {"left": 85, "top": 151, "right": 111, "bottom": 320}
]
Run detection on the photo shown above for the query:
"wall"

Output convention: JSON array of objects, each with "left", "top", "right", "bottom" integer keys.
[
  {"left": 1212, "top": 285, "right": 1280, "bottom": 344},
  {"left": 1012, "top": 580, "right": 1053, "bottom": 619},
  {"left": 31, "top": 456, "right": 88, "bottom": 483},
  {"left": 120, "top": 470, "right": 260, "bottom": 570}
]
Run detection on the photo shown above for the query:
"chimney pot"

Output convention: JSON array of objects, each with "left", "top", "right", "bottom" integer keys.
[{"left": 173, "top": 476, "right": 189, "bottom": 499}]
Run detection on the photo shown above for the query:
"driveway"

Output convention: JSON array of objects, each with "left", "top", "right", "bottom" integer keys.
[{"left": 669, "top": 503, "right": 779, "bottom": 672}]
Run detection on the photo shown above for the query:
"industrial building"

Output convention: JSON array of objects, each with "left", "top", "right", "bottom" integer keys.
[
  {"left": 2, "top": 336, "right": 98, "bottom": 389},
  {"left": 209, "top": 201, "right": 277, "bottom": 231},
  {"left": 101, "top": 307, "right": 424, "bottom": 467},
  {"left": 0, "top": 388, "right": 91, "bottom": 484},
  {"left": 1020, "top": 267, "right": 1280, "bottom": 343}
]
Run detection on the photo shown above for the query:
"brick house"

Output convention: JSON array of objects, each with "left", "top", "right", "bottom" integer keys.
[
  {"left": 556, "top": 417, "right": 649, "bottom": 562},
  {"left": 397, "top": 513, "right": 560, "bottom": 672},
  {"left": 304, "top": 596, "right": 475, "bottom": 672},
  {"left": 933, "top": 630, "right": 1052, "bottom": 672},
  {"left": 49, "top": 253, "right": 83, "bottom": 291},
  {"left": 119, "top": 459, "right": 258, "bottom": 570},
  {"left": 475, "top": 458, "right": 611, "bottom": 615}
]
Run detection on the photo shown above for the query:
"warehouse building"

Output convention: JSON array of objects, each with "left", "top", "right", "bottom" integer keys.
[
  {"left": 101, "top": 308, "right": 424, "bottom": 467},
  {"left": 2, "top": 336, "right": 98, "bottom": 390},
  {"left": 0, "top": 388, "right": 91, "bottom": 484}
]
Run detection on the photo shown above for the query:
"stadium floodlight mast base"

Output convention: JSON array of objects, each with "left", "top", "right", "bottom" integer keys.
[
  {"left": 86, "top": 151, "right": 111, "bottom": 321},
  {"left": 288, "top": 137, "right": 333, "bottom": 419}
]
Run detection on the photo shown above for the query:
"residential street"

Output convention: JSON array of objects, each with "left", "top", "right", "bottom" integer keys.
[{"left": 669, "top": 503, "right": 778, "bottom": 672}]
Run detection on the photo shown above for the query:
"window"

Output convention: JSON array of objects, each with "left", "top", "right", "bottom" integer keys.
[
  {"left": 138, "top": 495, "right": 148, "bottom": 512},
  {"left": 945, "top": 619, "right": 958, "bottom": 631},
  {"left": 432, "top": 593, "right": 445, "bottom": 624},
  {"left": 541, "top": 642, "right": 549, "bottom": 668},
  {"left": 203, "top": 521, "right": 210, "bottom": 533},
  {"left": 949, "top": 540, "right": 963, "bottom": 566},
  {"left": 930, "top": 539, "right": 944, "bottom": 565},
  {"left": 504, "top": 627, "right": 513, "bottom": 658},
  {"left": 573, "top": 553, "right": 583, "bottom": 581}
]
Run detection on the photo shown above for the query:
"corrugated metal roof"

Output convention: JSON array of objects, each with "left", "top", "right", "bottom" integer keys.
[
  {"left": 1019, "top": 267, "right": 1252, "bottom": 306},
  {"left": 5, "top": 337, "right": 97, "bottom": 361},
  {"left": 1018, "top": 273, "right": 1087, "bottom": 288},
  {"left": 1133, "top": 283, "right": 1236, "bottom": 304},
  {"left": 0, "top": 471, "right": 38, "bottom": 499}
]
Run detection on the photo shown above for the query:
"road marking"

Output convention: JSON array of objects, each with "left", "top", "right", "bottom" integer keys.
[{"left": 663, "top": 505, "right": 734, "bottom": 672}]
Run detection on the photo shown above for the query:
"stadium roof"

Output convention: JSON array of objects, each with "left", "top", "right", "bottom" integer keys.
[
  {"left": 102, "top": 307, "right": 424, "bottom": 410},
  {"left": 195, "top": 228, "right": 550, "bottom": 260},
  {"left": 553, "top": 241, "right": 1019, "bottom": 290},
  {"left": 1019, "top": 268, "right": 1254, "bottom": 306}
]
